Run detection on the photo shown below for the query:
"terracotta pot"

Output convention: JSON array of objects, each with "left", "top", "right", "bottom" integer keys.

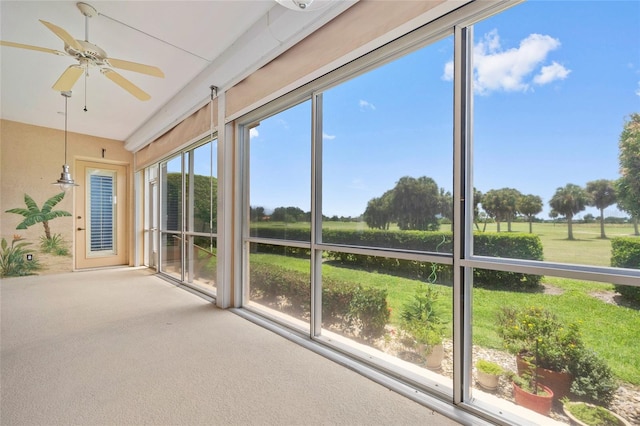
[
  {"left": 513, "top": 381, "right": 554, "bottom": 416},
  {"left": 424, "top": 344, "right": 444, "bottom": 370},
  {"left": 562, "top": 402, "right": 632, "bottom": 426},
  {"left": 516, "top": 353, "right": 573, "bottom": 400}
]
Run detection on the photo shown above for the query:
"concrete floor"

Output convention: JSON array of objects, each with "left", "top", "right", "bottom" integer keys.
[{"left": 1, "top": 267, "right": 463, "bottom": 426}]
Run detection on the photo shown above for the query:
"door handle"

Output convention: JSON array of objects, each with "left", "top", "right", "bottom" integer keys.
[{"left": 77, "top": 227, "right": 85, "bottom": 231}]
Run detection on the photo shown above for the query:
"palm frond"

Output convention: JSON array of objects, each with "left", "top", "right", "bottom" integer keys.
[
  {"left": 42, "top": 192, "right": 66, "bottom": 214},
  {"left": 4, "top": 208, "right": 30, "bottom": 216},
  {"left": 48, "top": 211, "right": 72, "bottom": 219},
  {"left": 23, "top": 194, "right": 40, "bottom": 213}
]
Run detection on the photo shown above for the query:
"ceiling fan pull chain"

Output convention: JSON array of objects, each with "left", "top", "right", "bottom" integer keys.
[{"left": 84, "top": 70, "right": 88, "bottom": 112}]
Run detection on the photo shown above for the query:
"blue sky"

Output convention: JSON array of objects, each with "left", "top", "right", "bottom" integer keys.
[{"left": 248, "top": 1, "right": 639, "bottom": 219}]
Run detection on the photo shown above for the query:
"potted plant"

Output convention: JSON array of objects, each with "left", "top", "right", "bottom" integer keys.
[
  {"left": 411, "top": 322, "right": 444, "bottom": 370},
  {"left": 512, "top": 374, "right": 554, "bottom": 416},
  {"left": 400, "top": 283, "right": 448, "bottom": 371},
  {"left": 562, "top": 401, "right": 631, "bottom": 426},
  {"left": 498, "top": 306, "right": 579, "bottom": 400},
  {"left": 510, "top": 356, "right": 554, "bottom": 417},
  {"left": 476, "top": 359, "right": 504, "bottom": 391}
]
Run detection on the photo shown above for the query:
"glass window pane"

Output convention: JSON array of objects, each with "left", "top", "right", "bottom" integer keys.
[
  {"left": 246, "top": 243, "right": 310, "bottom": 332},
  {"left": 160, "top": 232, "right": 182, "bottom": 281},
  {"left": 470, "top": 269, "right": 638, "bottom": 423},
  {"left": 321, "top": 251, "right": 453, "bottom": 395},
  {"left": 249, "top": 101, "right": 311, "bottom": 242},
  {"left": 322, "top": 36, "right": 454, "bottom": 254},
  {"left": 186, "top": 236, "right": 217, "bottom": 291},
  {"left": 471, "top": 1, "right": 640, "bottom": 271},
  {"left": 189, "top": 141, "right": 217, "bottom": 234},
  {"left": 161, "top": 155, "right": 182, "bottom": 232}
]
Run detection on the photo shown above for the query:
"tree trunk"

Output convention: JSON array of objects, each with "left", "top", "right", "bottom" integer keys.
[
  {"left": 496, "top": 221, "right": 501, "bottom": 233},
  {"left": 599, "top": 208, "right": 606, "bottom": 239},
  {"left": 528, "top": 219, "right": 533, "bottom": 234},
  {"left": 507, "top": 219, "right": 513, "bottom": 232},
  {"left": 43, "top": 220, "right": 51, "bottom": 240},
  {"left": 567, "top": 216, "right": 574, "bottom": 240},
  {"left": 634, "top": 217, "right": 639, "bottom": 236}
]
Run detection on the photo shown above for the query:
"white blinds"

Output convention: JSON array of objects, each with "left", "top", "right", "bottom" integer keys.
[{"left": 89, "top": 174, "right": 115, "bottom": 252}]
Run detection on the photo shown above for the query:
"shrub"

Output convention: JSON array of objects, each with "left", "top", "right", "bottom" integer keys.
[
  {"left": 569, "top": 349, "right": 618, "bottom": 407},
  {"left": 250, "top": 262, "right": 389, "bottom": 340},
  {"left": 497, "top": 306, "right": 582, "bottom": 372},
  {"left": 474, "top": 233, "right": 544, "bottom": 289},
  {"left": 400, "top": 283, "right": 448, "bottom": 348},
  {"left": 252, "top": 226, "right": 544, "bottom": 290},
  {"left": 611, "top": 237, "right": 640, "bottom": 303},
  {"left": 0, "top": 236, "right": 40, "bottom": 277}
]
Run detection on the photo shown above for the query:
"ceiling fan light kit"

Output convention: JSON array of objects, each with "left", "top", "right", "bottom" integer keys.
[{"left": 0, "top": 2, "right": 164, "bottom": 101}]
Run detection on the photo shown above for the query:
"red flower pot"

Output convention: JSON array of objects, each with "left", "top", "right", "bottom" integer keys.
[
  {"left": 513, "top": 381, "right": 554, "bottom": 416},
  {"left": 516, "top": 353, "right": 573, "bottom": 400}
]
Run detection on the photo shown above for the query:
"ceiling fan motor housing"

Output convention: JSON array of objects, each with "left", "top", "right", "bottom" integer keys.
[{"left": 66, "top": 40, "right": 108, "bottom": 66}]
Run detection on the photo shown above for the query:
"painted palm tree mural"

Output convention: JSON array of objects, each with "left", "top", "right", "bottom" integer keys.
[{"left": 5, "top": 192, "right": 71, "bottom": 240}]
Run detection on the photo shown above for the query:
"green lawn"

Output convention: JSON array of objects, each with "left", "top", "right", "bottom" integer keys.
[{"left": 478, "top": 221, "right": 637, "bottom": 266}]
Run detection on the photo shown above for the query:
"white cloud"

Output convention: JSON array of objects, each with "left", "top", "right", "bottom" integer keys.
[
  {"left": 323, "top": 132, "right": 336, "bottom": 140},
  {"left": 443, "top": 29, "right": 570, "bottom": 95},
  {"left": 249, "top": 128, "right": 259, "bottom": 139},
  {"left": 442, "top": 61, "right": 454, "bottom": 81},
  {"left": 534, "top": 61, "right": 571, "bottom": 85},
  {"left": 359, "top": 99, "right": 376, "bottom": 110}
]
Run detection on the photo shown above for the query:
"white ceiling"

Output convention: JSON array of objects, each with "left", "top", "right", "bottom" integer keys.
[{"left": 0, "top": 1, "right": 352, "bottom": 146}]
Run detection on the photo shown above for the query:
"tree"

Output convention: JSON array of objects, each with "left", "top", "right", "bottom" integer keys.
[
  {"left": 363, "top": 190, "right": 393, "bottom": 230},
  {"left": 549, "top": 184, "right": 590, "bottom": 240},
  {"left": 517, "top": 194, "right": 543, "bottom": 234},
  {"left": 616, "top": 113, "right": 640, "bottom": 236},
  {"left": 5, "top": 192, "right": 71, "bottom": 240},
  {"left": 271, "top": 206, "right": 306, "bottom": 222},
  {"left": 585, "top": 179, "right": 616, "bottom": 238},
  {"left": 392, "top": 176, "right": 441, "bottom": 231},
  {"left": 481, "top": 188, "right": 522, "bottom": 232},
  {"left": 250, "top": 206, "right": 266, "bottom": 222},
  {"left": 438, "top": 188, "right": 453, "bottom": 229}
]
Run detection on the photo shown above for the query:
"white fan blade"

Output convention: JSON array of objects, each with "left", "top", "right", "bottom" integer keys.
[
  {"left": 39, "top": 20, "right": 83, "bottom": 52},
  {"left": 108, "top": 58, "right": 164, "bottom": 78},
  {"left": 102, "top": 69, "right": 151, "bottom": 101},
  {"left": 52, "top": 65, "right": 84, "bottom": 91},
  {"left": 0, "top": 40, "right": 65, "bottom": 56}
]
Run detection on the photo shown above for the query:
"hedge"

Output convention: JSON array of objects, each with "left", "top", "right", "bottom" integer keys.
[
  {"left": 611, "top": 237, "right": 640, "bottom": 303},
  {"left": 250, "top": 262, "right": 390, "bottom": 340},
  {"left": 474, "top": 233, "right": 543, "bottom": 289},
  {"left": 251, "top": 226, "right": 544, "bottom": 290}
]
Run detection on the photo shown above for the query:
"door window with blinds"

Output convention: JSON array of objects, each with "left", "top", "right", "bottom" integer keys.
[{"left": 87, "top": 168, "right": 117, "bottom": 256}]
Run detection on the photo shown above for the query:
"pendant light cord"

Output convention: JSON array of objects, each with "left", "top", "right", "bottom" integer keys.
[
  {"left": 209, "top": 86, "right": 216, "bottom": 238},
  {"left": 64, "top": 93, "right": 68, "bottom": 164}
]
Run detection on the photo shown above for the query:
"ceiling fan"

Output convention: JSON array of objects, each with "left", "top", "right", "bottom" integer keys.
[{"left": 0, "top": 2, "right": 164, "bottom": 101}]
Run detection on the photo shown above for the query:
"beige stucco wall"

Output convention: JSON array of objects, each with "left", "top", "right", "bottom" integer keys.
[{"left": 0, "top": 119, "right": 133, "bottom": 272}]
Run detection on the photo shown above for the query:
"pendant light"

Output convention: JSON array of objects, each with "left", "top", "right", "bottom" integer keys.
[{"left": 53, "top": 91, "right": 79, "bottom": 191}]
